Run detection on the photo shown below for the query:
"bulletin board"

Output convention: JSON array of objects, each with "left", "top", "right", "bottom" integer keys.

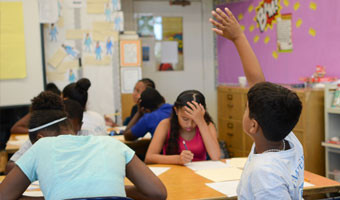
[
  {"left": 0, "top": 0, "right": 44, "bottom": 107},
  {"left": 42, "top": 0, "right": 124, "bottom": 122}
]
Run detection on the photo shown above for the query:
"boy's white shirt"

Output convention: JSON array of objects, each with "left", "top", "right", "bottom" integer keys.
[
  {"left": 237, "top": 132, "right": 304, "bottom": 200},
  {"left": 78, "top": 110, "right": 107, "bottom": 136}
]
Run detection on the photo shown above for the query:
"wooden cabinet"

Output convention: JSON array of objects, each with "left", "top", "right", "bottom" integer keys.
[{"left": 218, "top": 85, "right": 325, "bottom": 175}]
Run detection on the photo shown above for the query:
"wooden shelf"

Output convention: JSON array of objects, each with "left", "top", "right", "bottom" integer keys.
[{"left": 322, "top": 142, "right": 340, "bottom": 150}]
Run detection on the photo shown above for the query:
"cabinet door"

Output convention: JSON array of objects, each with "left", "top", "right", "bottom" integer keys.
[
  {"left": 218, "top": 119, "right": 244, "bottom": 151},
  {"left": 218, "top": 90, "right": 245, "bottom": 120}
]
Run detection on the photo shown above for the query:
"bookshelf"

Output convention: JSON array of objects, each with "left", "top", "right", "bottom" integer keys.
[{"left": 322, "top": 84, "right": 340, "bottom": 182}]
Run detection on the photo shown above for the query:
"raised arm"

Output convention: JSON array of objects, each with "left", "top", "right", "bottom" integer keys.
[
  {"left": 125, "top": 155, "right": 167, "bottom": 200},
  {"left": 210, "top": 7, "right": 265, "bottom": 87}
]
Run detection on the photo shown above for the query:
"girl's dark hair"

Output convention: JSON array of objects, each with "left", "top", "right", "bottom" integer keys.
[
  {"left": 45, "top": 82, "right": 61, "bottom": 96},
  {"left": 165, "top": 90, "right": 214, "bottom": 155},
  {"left": 62, "top": 78, "right": 91, "bottom": 108},
  {"left": 29, "top": 91, "right": 72, "bottom": 144},
  {"left": 140, "top": 78, "right": 155, "bottom": 89}
]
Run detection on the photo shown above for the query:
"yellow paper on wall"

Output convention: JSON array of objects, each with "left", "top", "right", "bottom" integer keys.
[
  {"left": 310, "top": 2, "right": 317, "bottom": 11},
  {"left": 48, "top": 48, "right": 67, "bottom": 68},
  {"left": 57, "top": 17, "right": 64, "bottom": 28},
  {"left": 283, "top": 0, "right": 290, "bottom": 7},
  {"left": 248, "top": 5, "right": 254, "bottom": 13},
  {"left": 87, "top": 0, "right": 109, "bottom": 3},
  {"left": 309, "top": 28, "right": 316, "bottom": 37},
  {"left": 87, "top": 3, "right": 104, "bottom": 14},
  {"left": 238, "top": 13, "right": 244, "bottom": 21},
  {"left": 264, "top": 36, "right": 270, "bottom": 44},
  {"left": 296, "top": 18, "right": 303, "bottom": 28},
  {"left": 57, "top": 60, "right": 79, "bottom": 73},
  {"left": 272, "top": 51, "right": 278, "bottom": 59},
  {"left": 294, "top": 2, "right": 300, "bottom": 11},
  {"left": 253, "top": 35, "right": 259, "bottom": 43},
  {"left": 249, "top": 24, "right": 255, "bottom": 32},
  {"left": 84, "top": 56, "right": 111, "bottom": 66},
  {"left": 66, "top": 29, "right": 86, "bottom": 40},
  {"left": 0, "top": 2, "right": 27, "bottom": 79},
  {"left": 93, "top": 21, "right": 114, "bottom": 31}
]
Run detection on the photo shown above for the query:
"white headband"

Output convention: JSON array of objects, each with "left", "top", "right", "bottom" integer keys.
[{"left": 28, "top": 117, "right": 67, "bottom": 132}]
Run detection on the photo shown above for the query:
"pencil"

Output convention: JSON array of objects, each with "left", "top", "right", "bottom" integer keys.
[{"left": 183, "top": 140, "right": 189, "bottom": 150}]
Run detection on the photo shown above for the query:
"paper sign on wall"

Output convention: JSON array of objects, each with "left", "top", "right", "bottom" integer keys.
[{"left": 120, "top": 67, "right": 141, "bottom": 93}]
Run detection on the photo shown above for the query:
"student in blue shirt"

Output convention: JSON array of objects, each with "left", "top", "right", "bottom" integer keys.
[
  {"left": 0, "top": 91, "right": 167, "bottom": 200},
  {"left": 124, "top": 88, "right": 172, "bottom": 141}
]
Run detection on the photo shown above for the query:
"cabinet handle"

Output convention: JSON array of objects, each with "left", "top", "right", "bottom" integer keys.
[
  {"left": 228, "top": 144, "right": 232, "bottom": 148},
  {"left": 227, "top": 133, "right": 233, "bottom": 136},
  {"left": 227, "top": 94, "right": 233, "bottom": 100},
  {"left": 228, "top": 115, "right": 233, "bottom": 119},
  {"left": 227, "top": 123, "right": 234, "bottom": 129},
  {"left": 227, "top": 104, "right": 234, "bottom": 108}
]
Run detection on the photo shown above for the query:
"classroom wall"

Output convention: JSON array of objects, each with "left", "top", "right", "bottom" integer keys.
[{"left": 217, "top": 0, "right": 340, "bottom": 84}]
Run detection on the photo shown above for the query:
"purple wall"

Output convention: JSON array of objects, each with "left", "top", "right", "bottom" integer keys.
[{"left": 217, "top": 0, "right": 340, "bottom": 84}]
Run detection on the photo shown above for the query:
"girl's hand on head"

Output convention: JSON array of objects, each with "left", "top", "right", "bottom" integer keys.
[
  {"left": 184, "top": 101, "right": 205, "bottom": 124},
  {"left": 179, "top": 150, "right": 194, "bottom": 165},
  {"left": 209, "top": 7, "right": 243, "bottom": 42}
]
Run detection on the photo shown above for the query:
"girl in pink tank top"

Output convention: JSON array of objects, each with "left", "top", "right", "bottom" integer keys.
[{"left": 145, "top": 90, "right": 221, "bottom": 165}]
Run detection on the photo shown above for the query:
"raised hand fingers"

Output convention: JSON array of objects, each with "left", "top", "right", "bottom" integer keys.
[
  {"left": 216, "top": 8, "right": 230, "bottom": 23},
  {"left": 224, "top": 7, "right": 236, "bottom": 22},
  {"left": 211, "top": 10, "right": 228, "bottom": 26}
]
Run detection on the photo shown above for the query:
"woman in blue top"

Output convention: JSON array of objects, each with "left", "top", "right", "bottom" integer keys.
[{"left": 0, "top": 91, "right": 167, "bottom": 200}]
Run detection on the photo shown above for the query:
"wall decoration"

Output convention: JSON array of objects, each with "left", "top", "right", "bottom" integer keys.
[
  {"left": 277, "top": 14, "right": 292, "bottom": 52},
  {"left": 120, "top": 40, "right": 141, "bottom": 66},
  {"left": 255, "top": 0, "right": 281, "bottom": 32}
]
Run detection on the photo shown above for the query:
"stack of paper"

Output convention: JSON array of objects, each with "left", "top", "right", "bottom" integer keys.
[
  {"left": 185, "top": 160, "right": 229, "bottom": 171},
  {"left": 206, "top": 180, "right": 239, "bottom": 197},
  {"left": 195, "top": 167, "right": 243, "bottom": 182},
  {"left": 149, "top": 167, "right": 171, "bottom": 176}
]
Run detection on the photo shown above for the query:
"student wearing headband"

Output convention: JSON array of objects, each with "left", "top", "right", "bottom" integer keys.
[{"left": 0, "top": 91, "right": 166, "bottom": 200}]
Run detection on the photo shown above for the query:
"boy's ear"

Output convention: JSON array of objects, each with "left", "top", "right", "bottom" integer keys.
[{"left": 249, "top": 119, "right": 259, "bottom": 135}]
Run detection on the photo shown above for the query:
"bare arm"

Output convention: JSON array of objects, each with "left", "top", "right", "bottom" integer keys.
[
  {"left": 210, "top": 7, "right": 265, "bottom": 87},
  {"left": 10, "top": 113, "right": 31, "bottom": 134},
  {"left": 124, "top": 102, "right": 144, "bottom": 141},
  {"left": 5, "top": 161, "right": 15, "bottom": 175},
  {"left": 185, "top": 102, "right": 220, "bottom": 160},
  {"left": 145, "top": 119, "right": 193, "bottom": 165},
  {"left": 0, "top": 166, "right": 31, "bottom": 200},
  {"left": 125, "top": 155, "right": 167, "bottom": 200}
]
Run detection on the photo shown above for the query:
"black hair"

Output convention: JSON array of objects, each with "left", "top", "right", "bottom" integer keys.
[
  {"left": 139, "top": 78, "right": 156, "bottom": 89},
  {"left": 247, "top": 82, "right": 302, "bottom": 141},
  {"left": 165, "top": 90, "right": 214, "bottom": 155},
  {"left": 64, "top": 99, "right": 84, "bottom": 123},
  {"left": 45, "top": 83, "right": 61, "bottom": 96},
  {"left": 139, "top": 88, "right": 165, "bottom": 111},
  {"left": 29, "top": 91, "right": 72, "bottom": 144},
  {"left": 62, "top": 78, "right": 91, "bottom": 108}
]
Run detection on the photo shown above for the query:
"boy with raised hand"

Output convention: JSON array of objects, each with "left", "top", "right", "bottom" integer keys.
[{"left": 210, "top": 7, "right": 304, "bottom": 199}]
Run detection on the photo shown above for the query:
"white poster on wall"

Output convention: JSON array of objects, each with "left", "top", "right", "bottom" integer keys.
[
  {"left": 120, "top": 67, "right": 141, "bottom": 93},
  {"left": 38, "top": 0, "right": 59, "bottom": 23},
  {"left": 161, "top": 41, "right": 178, "bottom": 64}
]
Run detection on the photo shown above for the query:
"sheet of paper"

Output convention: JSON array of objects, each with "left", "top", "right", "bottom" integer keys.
[
  {"left": 304, "top": 181, "right": 314, "bottom": 188},
  {"left": 64, "top": 0, "right": 84, "bottom": 8},
  {"left": 83, "top": 56, "right": 111, "bottom": 66},
  {"left": 47, "top": 48, "right": 67, "bottom": 68},
  {"left": 227, "top": 157, "right": 248, "bottom": 169},
  {"left": 38, "top": 0, "right": 58, "bottom": 23},
  {"left": 47, "top": 71, "right": 66, "bottom": 81},
  {"left": 87, "top": 3, "right": 104, "bottom": 14},
  {"left": 93, "top": 21, "right": 114, "bottom": 31},
  {"left": 206, "top": 180, "right": 239, "bottom": 197},
  {"left": 7, "top": 140, "right": 26, "bottom": 146},
  {"left": 15, "top": 135, "right": 29, "bottom": 140},
  {"left": 149, "top": 167, "right": 171, "bottom": 176},
  {"left": 120, "top": 67, "right": 141, "bottom": 93},
  {"left": 195, "top": 167, "right": 243, "bottom": 182},
  {"left": 66, "top": 29, "right": 86, "bottom": 40},
  {"left": 0, "top": 2, "right": 27, "bottom": 80},
  {"left": 23, "top": 191, "right": 43, "bottom": 197},
  {"left": 58, "top": 60, "right": 79, "bottom": 73},
  {"left": 112, "top": 11, "right": 124, "bottom": 32},
  {"left": 185, "top": 161, "right": 229, "bottom": 171},
  {"left": 161, "top": 41, "right": 178, "bottom": 64}
]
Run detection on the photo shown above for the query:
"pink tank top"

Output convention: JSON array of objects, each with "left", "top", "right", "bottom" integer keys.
[{"left": 163, "top": 128, "right": 207, "bottom": 161}]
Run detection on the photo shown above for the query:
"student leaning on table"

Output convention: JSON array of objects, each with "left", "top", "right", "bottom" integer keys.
[
  {"left": 145, "top": 90, "right": 221, "bottom": 165},
  {"left": 5, "top": 98, "right": 84, "bottom": 174},
  {"left": 0, "top": 91, "right": 167, "bottom": 200},
  {"left": 210, "top": 7, "right": 304, "bottom": 199}
]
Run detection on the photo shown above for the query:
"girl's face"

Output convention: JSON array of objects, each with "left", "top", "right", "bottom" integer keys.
[
  {"left": 132, "top": 81, "right": 146, "bottom": 103},
  {"left": 176, "top": 107, "right": 196, "bottom": 132}
]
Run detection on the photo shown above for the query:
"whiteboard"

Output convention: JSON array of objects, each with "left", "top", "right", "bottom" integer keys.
[{"left": 0, "top": 0, "right": 44, "bottom": 107}]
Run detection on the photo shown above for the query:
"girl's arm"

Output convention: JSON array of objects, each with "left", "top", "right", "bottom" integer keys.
[
  {"left": 0, "top": 166, "right": 31, "bottom": 200},
  {"left": 10, "top": 113, "right": 30, "bottom": 134},
  {"left": 210, "top": 7, "right": 265, "bottom": 87},
  {"left": 125, "top": 155, "right": 167, "bottom": 200},
  {"left": 186, "top": 102, "right": 221, "bottom": 160},
  {"left": 145, "top": 119, "right": 193, "bottom": 165}
]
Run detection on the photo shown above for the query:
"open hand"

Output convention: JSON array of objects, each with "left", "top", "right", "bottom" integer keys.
[
  {"left": 179, "top": 150, "right": 194, "bottom": 165},
  {"left": 209, "top": 7, "right": 243, "bottom": 42},
  {"left": 184, "top": 101, "right": 205, "bottom": 125}
]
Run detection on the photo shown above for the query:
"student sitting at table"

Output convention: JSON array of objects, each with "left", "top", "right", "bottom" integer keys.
[
  {"left": 145, "top": 90, "right": 220, "bottom": 165},
  {"left": 0, "top": 91, "right": 167, "bottom": 200},
  {"left": 124, "top": 88, "right": 172, "bottom": 141},
  {"left": 210, "top": 7, "right": 304, "bottom": 199},
  {"left": 5, "top": 98, "right": 84, "bottom": 174},
  {"left": 62, "top": 78, "right": 107, "bottom": 136}
]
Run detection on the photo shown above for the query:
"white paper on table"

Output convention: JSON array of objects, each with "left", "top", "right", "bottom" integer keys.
[
  {"left": 227, "top": 157, "right": 248, "bottom": 169},
  {"left": 7, "top": 140, "right": 26, "bottom": 146},
  {"left": 161, "top": 41, "right": 178, "bottom": 64},
  {"left": 23, "top": 191, "right": 43, "bottom": 197},
  {"left": 196, "top": 167, "right": 243, "bottom": 182},
  {"left": 15, "top": 135, "right": 29, "bottom": 140},
  {"left": 23, "top": 181, "right": 42, "bottom": 197},
  {"left": 148, "top": 167, "right": 171, "bottom": 176},
  {"left": 303, "top": 181, "right": 314, "bottom": 188},
  {"left": 185, "top": 161, "right": 229, "bottom": 171},
  {"left": 206, "top": 180, "right": 239, "bottom": 197}
]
